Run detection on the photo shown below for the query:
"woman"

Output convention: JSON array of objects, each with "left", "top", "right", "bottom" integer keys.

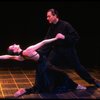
[
  {"left": 0, "top": 33, "right": 65, "bottom": 61},
  {"left": 0, "top": 33, "right": 86, "bottom": 97}
]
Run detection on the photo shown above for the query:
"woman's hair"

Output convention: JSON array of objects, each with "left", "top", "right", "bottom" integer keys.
[
  {"left": 7, "top": 49, "right": 20, "bottom": 55},
  {"left": 7, "top": 44, "right": 22, "bottom": 55},
  {"left": 7, "top": 49, "right": 14, "bottom": 55}
]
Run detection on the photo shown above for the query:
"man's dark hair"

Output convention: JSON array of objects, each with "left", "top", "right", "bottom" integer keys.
[{"left": 47, "top": 8, "right": 59, "bottom": 17}]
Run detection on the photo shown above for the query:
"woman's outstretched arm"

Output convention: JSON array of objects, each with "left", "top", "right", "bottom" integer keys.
[
  {"left": 43, "top": 33, "right": 65, "bottom": 44},
  {"left": 26, "top": 33, "right": 65, "bottom": 51},
  {"left": 0, "top": 55, "right": 24, "bottom": 61}
]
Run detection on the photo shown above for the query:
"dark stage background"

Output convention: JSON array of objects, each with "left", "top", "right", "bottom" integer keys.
[{"left": 0, "top": 1, "right": 100, "bottom": 68}]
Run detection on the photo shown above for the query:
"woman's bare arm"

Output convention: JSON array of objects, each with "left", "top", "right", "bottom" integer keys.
[
  {"left": 26, "top": 33, "right": 65, "bottom": 51},
  {"left": 0, "top": 55, "right": 25, "bottom": 61}
]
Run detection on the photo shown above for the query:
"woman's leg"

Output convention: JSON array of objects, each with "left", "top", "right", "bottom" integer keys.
[{"left": 14, "top": 54, "right": 48, "bottom": 97}]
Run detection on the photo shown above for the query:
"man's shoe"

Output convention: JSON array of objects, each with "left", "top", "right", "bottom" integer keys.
[{"left": 76, "top": 84, "right": 87, "bottom": 90}]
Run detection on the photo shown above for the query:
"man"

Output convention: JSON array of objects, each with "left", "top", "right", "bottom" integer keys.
[
  {"left": 13, "top": 8, "right": 100, "bottom": 98},
  {"left": 38, "top": 8, "right": 100, "bottom": 88}
]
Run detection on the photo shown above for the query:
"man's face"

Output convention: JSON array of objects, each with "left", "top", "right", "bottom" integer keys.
[{"left": 47, "top": 11, "right": 57, "bottom": 24}]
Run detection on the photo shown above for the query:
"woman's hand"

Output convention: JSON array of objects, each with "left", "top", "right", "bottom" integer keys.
[{"left": 55, "top": 33, "right": 65, "bottom": 39}]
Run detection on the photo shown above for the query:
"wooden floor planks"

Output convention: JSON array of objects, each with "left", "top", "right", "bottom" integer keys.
[{"left": 0, "top": 66, "right": 99, "bottom": 99}]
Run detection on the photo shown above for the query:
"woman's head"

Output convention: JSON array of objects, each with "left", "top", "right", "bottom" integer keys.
[{"left": 7, "top": 44, "right": 22, "bottom": 55}]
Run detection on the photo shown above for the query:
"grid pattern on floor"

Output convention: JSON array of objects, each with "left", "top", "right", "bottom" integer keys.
[
  {"left": 0, "top": 66, "right": 35, "bottom": 99},
  {"left": 0, "top": 66, "right": 100, "bottom": 99}
]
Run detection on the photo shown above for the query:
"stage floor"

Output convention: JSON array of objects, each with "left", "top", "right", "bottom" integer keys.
[{"left": 0, "top": 66, "right": 100, "bottom": 99}]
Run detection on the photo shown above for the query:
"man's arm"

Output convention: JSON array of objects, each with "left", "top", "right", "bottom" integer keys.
[
  {"left": 0, "top": 55, "right": 25, "bottom": 61},
  {"left": 63, "top": 23, "right": 80, "bottom": 47}
]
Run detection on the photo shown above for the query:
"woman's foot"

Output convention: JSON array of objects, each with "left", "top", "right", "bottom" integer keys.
[{"left": 14, "top": 88, "right": 26, "bottom": 98}]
